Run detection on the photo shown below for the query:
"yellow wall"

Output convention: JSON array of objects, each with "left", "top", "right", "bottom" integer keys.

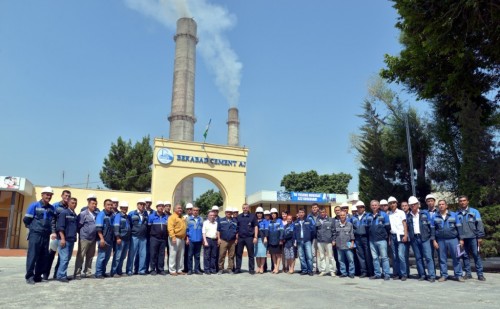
[
  {"left": 19, "top": 186, "right": 150, "bottom": 249},
  {"left": 151, "top": 138, "right": 248, "bottom": 211}
]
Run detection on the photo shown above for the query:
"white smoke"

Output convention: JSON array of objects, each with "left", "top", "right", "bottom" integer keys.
[{"left": 125, "top": 0, "right": 242, "bottom": 107}]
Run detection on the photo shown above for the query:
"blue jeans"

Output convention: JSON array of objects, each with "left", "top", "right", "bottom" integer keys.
[
  {"left": 95, "top": 240, "right": 112, "bottom": 277},
  {"left": 410, "top": 236, "right": 435, "bottom": 279},
  {"left": 461, "top": 238, "right": 483, "bottom": 277},
  {"left": 56, "top": 240, "right": 74, "bottom": 279},
  {"left": 437, "top": 238, "right": 462, "bottom": 278},
  {"left": 127, "top": 236, "right": 147, "bottom": 275},
  {"left": 111, "top": 239, "right": 129, "bottom": 276},
  {"left": 297, "top": 240, "right": 313, "bottom": 273},
  {"left": 338, "top": 249, "right": 355, "bottom": 276},
  {"left": 390, "top": 234, "right": 408, "bottom": 277},
  {"left": 188, "top": 241, "right": 202, "bottom": 272},
  {"left": 370, "top": 240, "right": 391, "bottom": 278}
]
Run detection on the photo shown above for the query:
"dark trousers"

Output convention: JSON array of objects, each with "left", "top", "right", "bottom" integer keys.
[
  {"left": 45, "top": 249, "right": 60, "bottom": 279},
  {"left": 188, "top": 241, "right": 202, "bottom": 272},
  {"left": 355, "top": 236, "right": 374, "bottom": 276},
  {"left": 26, "top": 233, "right": 49, "bottom": 280},
  {"left": 333, "top": 246, "right": 341, "bottom": 275},
  {"left": 204, "top": 238, "right": 218, "bottom": 273},
  {"left": 183, "top": 242, "right": 189, "bottom": 272},
  {"left": 149, "top": 237, "right": 166, "bottom": 272},
  {"left": 236, "top": 236, "right": 255, "bottom": 272}
]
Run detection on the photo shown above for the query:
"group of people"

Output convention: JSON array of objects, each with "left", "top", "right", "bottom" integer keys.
[{"left": 23, "top": 187, "right": 486, "bottom": 285}]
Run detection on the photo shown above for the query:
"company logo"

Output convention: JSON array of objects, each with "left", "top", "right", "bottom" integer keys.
[{"left": 157, "top": 148, "right": 174, "bottom": 165}]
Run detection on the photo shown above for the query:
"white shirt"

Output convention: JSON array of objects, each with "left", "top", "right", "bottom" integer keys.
[
  {"left": 411, "top": 211, "right": 420, "bottom": 234},
  {"left": 388, "top": 208, "right": 406, "bottom": 235},
  {"left": 202, "top": 220, "right": 218, "bottom": 239}
]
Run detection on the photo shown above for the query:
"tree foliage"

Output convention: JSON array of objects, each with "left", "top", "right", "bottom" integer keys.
[
  {"left": 353, "top": 78, "right": 432, "bottom": 203},
  {"left": 280, "top": 170, "right": 352, "bottom": 195},
  {"left": 99, "top": 136, "right": 153, "bottom": 192},
  {"left": 381, "top": 0, "right": 499, "bottom": 205},
  {"left": 194, "top": 189, "right": 223, "bottom": 216}
]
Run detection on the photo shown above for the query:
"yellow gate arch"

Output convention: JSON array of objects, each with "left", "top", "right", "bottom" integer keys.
[{"left": 151, "top": 138, "right": 249, "bottom": 211}]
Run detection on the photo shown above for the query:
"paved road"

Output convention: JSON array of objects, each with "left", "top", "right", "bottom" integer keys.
[{"left": 1, "top": 257, "right": 498, "bottom": 309}]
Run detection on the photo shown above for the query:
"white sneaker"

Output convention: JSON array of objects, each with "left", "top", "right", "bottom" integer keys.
[
  {"left": 331, "top": 272, "right": 337, "bottom": 277},
  {"left": 318, "top": 272, "right": 326, "bottom": 276}
]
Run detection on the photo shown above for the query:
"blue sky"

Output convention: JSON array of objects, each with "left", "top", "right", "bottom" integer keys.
[{"left": 0, "top": 1, "right": 413, "bottom": 198}]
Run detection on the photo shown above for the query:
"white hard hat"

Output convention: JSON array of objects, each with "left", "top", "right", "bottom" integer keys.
[
  {"left": 340, "top": 202, "right": 349, "bottom": 208},
  {"left": 137, "top": 199, "right": 146, "bottom": 204},
  {"left": 408, "top": 196, "right": 419, "bottom": 205},
  {"left": 211, "top": 205, "right": 219, "bottom": 211},
  {"left": 41, "top": 186, "right": 54, "bottom": 194},
  {"left": 380, "top": 199, "right": 388, "bottom": 205},
  {"left": 270, "top": 208, "right": 278, "bottom": 213},
  {"left": 263, "top": 210, "right": 271, "bottom": 215},
  {"left": 186, "top": 203, "right": 193, "bottom": 209},
  {"left": 164, "top": 201, "right": 172, "bottom": 205},
  {"left": 425, "top": 194, "right": 436, "bottom": 201},
  {"left": 156, "top": 200, "right": 164, "bottom": 206},
  {"left": 87, "top": 193, "right": 97, "bottom": 200},
  {"left": 225, "top": 207, "right": 233, "bottom": 212},
  {"left": 119, "top": 201, "right": 129, "bottom": 207},
  {"left": 351, "top": 204, "right": 357, "bottom": 211},
  {"left": 355, "top": 201, "right": 365, "bottom": 207},
  {"left": 111, "top": 197, "right": 119, "bottom": 203},
  {"left": 144, "top": 197, "right": 152, "bottom": 202},
  {"left": 256, "top": 206, "right": 264, "bottom": 213},
  {"left": 232, "top": 208, "right": 239, "bottom": 212},
  {"left": 388, "top": 196, "right": 398, "bottom": 203}
]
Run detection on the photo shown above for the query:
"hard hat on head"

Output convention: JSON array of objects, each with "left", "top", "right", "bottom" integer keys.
[
  {"left": 408, "top": 196, "right": 419, "bottom": 205},
  {"left": 111, "top": 197, "right": 119, "bottom": 203},
  {"left": 270, "top": 208, "right": 278, "bottom": 213},
  {"left": 87, "top": 193, "right": 97, "bottom": 200},
  {"left": 156, "top": 201, "right": 164, "bottom": 206},
  {"left": 41, "top": 187, "right": 54, "bottom": 194},
  {"left": 263, "top": 210, "right": 271, "bottom": 215},
  {"left": 380, "top": 199, "right": 388, "bottom": 205},
  {"left": 144, "top": 197, "right": 152, "bottom": 202},
  {"left": 388, "top": 196, "right": 398, "bottom": 203},
  {"left": 355, "top": 201, "right": 365, "bottom": 207},
  {"left": 164, "top": 201, "right": 172, "bottom": 205},
  {"left": 340, "top": 202, "right": 349, "bottom": 208},
  {"left": 211, "top": 205, "right": 219, "bottom": 211},
  {"left": 256, "top": 207, "right": 264, "bottom": 213},
  {"left": 186, "top": 203, "right": 193, "bottom": 209},
  {"left": 137, "top": 199, "right": 146, "bottom": 204},
  {"left": 119, "top": 201, "right": 129, "bottom": 208},
  {"left": 425, "top": 194, "right": 435, "bottom": 201},
  {"left": 351, "top": 204, "right": 357, "bottom": 211}
]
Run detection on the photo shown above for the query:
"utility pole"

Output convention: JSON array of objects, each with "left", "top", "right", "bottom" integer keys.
[
  {"left": 86, "top": 173, "right": 90, "bottom": 189},
  {"left": 405, "top": 113, "right": 416, "bottom": 196}
]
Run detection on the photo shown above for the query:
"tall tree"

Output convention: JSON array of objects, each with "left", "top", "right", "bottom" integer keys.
[
  {"left": 194, "top": 189, "right": 223, "bottom": 216},
  {"left": 381, "top": 0, "right": 499, "bottom": 205},
  {"left": 100, "top": 136, "right": 153, "bottom": 191},
  {"left": 280, "top": 170, "right": 352, "bottom": 195}
]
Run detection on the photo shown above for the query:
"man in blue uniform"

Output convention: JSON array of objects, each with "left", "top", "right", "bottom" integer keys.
[
  {"left": 432, "top": 200, "right": 465, "bottom": 282},
  {"left": 127, "top": 199, "right": 148, "bottom": 276},
  {"left": 94, "top": 199, "right": 115, "bottom": 278},
  {"left": 235, "top": 203, "right": 258, "bottom": 274},
  {"left": 23, "top": 187, "right": 56, "bottom": 284},
  {"left": 186, "top": 205, "right": 203, "bottom": 275},
  {"left": 218, "top": 208, "right": 238, "bottom": 274},
  {"left": 457, "top": 195, "right": 486, "bottom": 281},
  {"left": 352, "top": 201, "right": 373, "bottom": 278},
  {"left": 407, "top": 196, "right": 435, "bottom": 282},
  {"left": 368, "top": 200, "right": 391, "bottom": 281},
  {"left": 44, "top": 189, "right": 71, "bottom": 280},
  {"left": 55, "top": 197, "right": 78, "bottom": 282},
  {"left": 148, "top": 201, "right": 168, "bottom": 275},
  {"left": 110, "top": 201, "right": 131, "bottom": 277},
  {"left": 294, "top": 208, "right": 315, "bottom": 276}
]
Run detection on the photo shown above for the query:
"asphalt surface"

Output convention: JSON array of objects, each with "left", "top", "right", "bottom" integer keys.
[{"left": 1, "top": 256, "right": 499, "bottom": 309}]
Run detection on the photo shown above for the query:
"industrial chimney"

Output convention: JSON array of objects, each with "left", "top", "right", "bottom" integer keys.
[
  {"left": 227, "top": 107, "right": 239, "bottom": 146},
  {"left": 168, "top": 17, "right": 198, "bottom": 203}
]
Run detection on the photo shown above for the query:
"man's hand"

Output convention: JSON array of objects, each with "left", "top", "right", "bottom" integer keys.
[
  {"left": 253, "top": 237, "right": 257, "bottom": 245},
  {"left": 60, "top": 239, "right": 66, "bottom": 248},
  {"left": 349, "top": 242, "right": 354, "bottom": 249},
  {"left": 217, "top": 239, "right": 221, "bottom": 246},
  {"left": 332, "top": 241, "right": 336, "bottom": 247},
  {"left": 186, "top": 238, "right": 190, "bottom": 246},
  {"left": 99, "top": 240, "right": 106, "bottom": 248},
  {"left": 478, "top": 238, "right": 483, "bottom": 246},
  {"left": 204, "top": 241, "right": 208, "bottom": 247},
  {"left": 263, "top": 238, "right": 267, "bottom": 245},
  {"left": 460, "top": 239, "right": 464, "bottom": 248},
  {"left": 50, "top": 233, "right": 57, "bottom": 240},
  {"left": 402, "top": 235, "right": 408, "bottom": 243},
  {"left": 433, "top": 240, "right": 439, "bottom": 250},
  {"left": 172, "top": 238, "right": 177, "bottom": 245},
  {"left": 235, "top": 239, "right": 238, "bottom": 245}
]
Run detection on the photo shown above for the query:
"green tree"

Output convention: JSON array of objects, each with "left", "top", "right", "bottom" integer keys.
[
  {"left": 280, "top": 170, "right": 352, "bottom": 195},
  {"left": 194, "top": 189, "right": 223, "bottom": 216},
  {"left": 381, "top": 0, "right": 499, "bottom": 205},
  {"left": 100, "top": 136, "right": 153, "bottom": 191}
]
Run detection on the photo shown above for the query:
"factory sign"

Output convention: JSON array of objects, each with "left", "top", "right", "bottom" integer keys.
[{"left": 157, "top": 148, "right": 246, "bottom": 167}]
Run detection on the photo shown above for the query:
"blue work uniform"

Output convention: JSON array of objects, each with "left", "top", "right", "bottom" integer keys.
[
  {"left": 148, "top": 212, "right": 168, "bottom": 273},
  {"left": 55, "top": 208, "right": 77, "bottom": 279},
  {"left": 456, "top": 206, "right": 485, "bottom": 278},
  {"left": 94, "top": 210, "right": 115, "bottom": 277},
  {"left": 351, "top": 212, "right": 373, "bottom": 276},
  {"left": 186, "top": 215, "right": 203, "bottom": 273},
  {"left": 431, "top": 211, "right": 463, "bottom": 279},
  {"left": 407, "top": 210, "right": 435, "bottom": 280},
  {"left": 293, "top": 217, "right": 315, "bottom": 274},
  {"left": 127, "top": 209, "right": 148, "bottom": 275},
  {"left": 110, "top": 211, "right": 131, "bottom": 276}
]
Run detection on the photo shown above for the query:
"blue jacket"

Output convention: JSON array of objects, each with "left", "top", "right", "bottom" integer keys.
[
  {"left": 23, "top": 201, "right": 56, "bottom": 236},
  {"left": 53, "top": 201, "right": 68, "bottom": 219},
  {"left": 367, "top": 211, "right": 391, "bottom": 242},
  {"left": 257, "top": 219, "right": 269, "bottom": 239},
  {"left": 406, "top": 210, "right": 432, "bottom": 242},
  {"left": 56, "top": 208, "right": 78, "bottom": 242},
  {"left": 306, "top": 213, "right": 320, "bottom": 239},
  {"left": 432, "top": 211, "right": 462, "bottom": 240},
  {"left": 113, "top": 212, "right": 131, "bottom": 240},
  {"left": 351, "top": 212, "right": 371, "bottom": 237},
  {"left": 456, "top": 207, "right": 485, "bottom": 239},
  {"left": 283, "top": 223, "right": 295, "bottom": 248},
  {"left": 148, "top": 212, "right": 168, "bottom": 240},
  {"left": 128, "top": 210, "right": 149, "bottom": 238},
  {"left": 95, "top": 210, "right": 115, "bottom": 244},
  {"left": 186, "top": 215, "right": 203, "bottom": 242},
  {"left": 218, "top": 217, "right": 238, "bottom": 241},
  {"left": 293, "top": 218, "right": 316, "bottom": 242},
  {"left": 268, "top": 219, "right": 283, "bottom": 245}
]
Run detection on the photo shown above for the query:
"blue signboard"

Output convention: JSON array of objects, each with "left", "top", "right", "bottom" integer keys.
[{"left": 277, "top": 191, "right": 336, "bottom": 203}]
